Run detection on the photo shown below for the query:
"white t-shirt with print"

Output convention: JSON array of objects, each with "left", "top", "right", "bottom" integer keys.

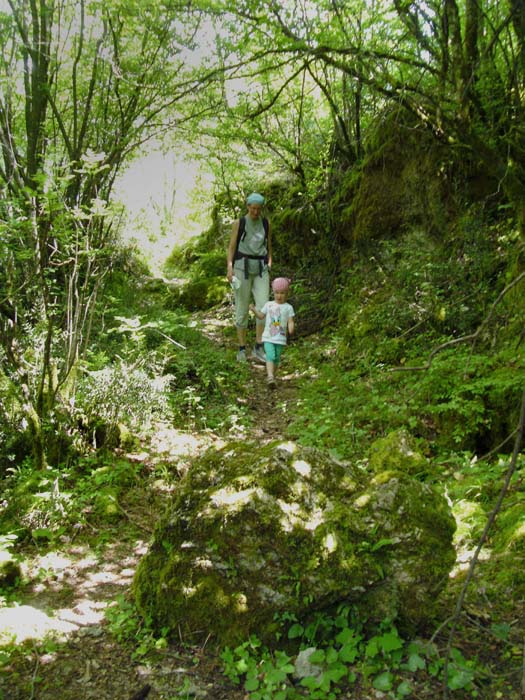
[{"left": 261, "top": 301, "right": 295, "bottom": 346}]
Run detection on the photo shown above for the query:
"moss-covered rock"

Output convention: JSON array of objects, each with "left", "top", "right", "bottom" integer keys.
[
  {"left": 483, "top": 497, "right": 525, "bottom": 596},
  {"left": 452, "top": 499, "right": 487, "bottom": 549},
  {"left": 133, "top": 441, "right": 455, "bottom": 646},
  {"left": 174, "top": 277, "right": 228, "bottom": 312},
  {"left": 368, "top": 430, "right": 430, "bottom": 477}
]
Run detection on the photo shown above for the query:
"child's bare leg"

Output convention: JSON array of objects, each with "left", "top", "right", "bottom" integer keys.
[{"left": 266, "top": 360, "right": 275, "bottom": 380}]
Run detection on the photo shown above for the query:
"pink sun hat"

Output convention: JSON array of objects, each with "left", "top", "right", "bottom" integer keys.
[{"left": 272, "top": 277, "right": 291, "bottom": 292}]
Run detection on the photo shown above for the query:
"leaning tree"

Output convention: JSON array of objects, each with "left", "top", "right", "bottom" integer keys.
[{"left": 204, "top": 0, "right": 525, "bottom": 235}]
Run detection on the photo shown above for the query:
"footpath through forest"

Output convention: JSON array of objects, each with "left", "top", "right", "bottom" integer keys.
[
  {"left": 3, "top": 305, "right": 522, "bottom": 700},
  {"left": 1, "top": 309, "right": 302, "bottom": 700}
]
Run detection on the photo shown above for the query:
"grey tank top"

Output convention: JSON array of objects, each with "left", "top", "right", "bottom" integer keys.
[{"left": 235, "top": 216, "right": 268, "bottom": 276}]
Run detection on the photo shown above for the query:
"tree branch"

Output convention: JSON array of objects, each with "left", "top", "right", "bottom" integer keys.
[
  {"left": 441, "top": 389, "right": 525, "bottom": 699},
  {"left": 392, "top": 272, "right": 525, "bottom": 372}
]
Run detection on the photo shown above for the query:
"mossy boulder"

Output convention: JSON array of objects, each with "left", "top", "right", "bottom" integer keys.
[
  {"left": 175, "top": 277, "right": 228, "bottom": 311},
  {"left": 485, "top": 497, "right": 525, "bottom": 596},
  {"left": 133, "top": 441, "right": 455, "bottom": 646},
  {"left": 368, "top": 430, "right": 430, "bottom": 477}
]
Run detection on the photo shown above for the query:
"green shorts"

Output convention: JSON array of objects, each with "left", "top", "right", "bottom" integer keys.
[{"left": 263, "top": 341, "right": 284, "bottom": 365}]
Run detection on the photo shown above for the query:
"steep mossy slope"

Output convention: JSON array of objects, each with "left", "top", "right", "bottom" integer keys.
[{"left": 162, "top": 103, "right": 524, "bottom": 464}]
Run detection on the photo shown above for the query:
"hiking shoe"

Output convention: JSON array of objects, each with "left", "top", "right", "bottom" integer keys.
[
  {"left": 267, "top": 377, "right": 276, "bottom": 388},
  {"left": 251, "top": 346, "right": 266, "bottom": 363},
  {"left": 236, "top": 349, "right": 247, "bottom": 362}
]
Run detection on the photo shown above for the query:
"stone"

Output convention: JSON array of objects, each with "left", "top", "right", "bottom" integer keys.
[
  {"left": 293, "top": 647, "right": 324, "bottom": 680},
  {"left": 133, "top": 440, "right": 455, "bottom": 646}
]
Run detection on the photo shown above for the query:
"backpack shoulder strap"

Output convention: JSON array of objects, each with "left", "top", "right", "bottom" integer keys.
[
  {"left": 235, "top": 216, "right": 246, "bottom": 253},
  {"left": 239, "top": 216, "right": 246, "bottom": 239},
  {"left": 262, "top": 217, "right": 269, "bottom": 243}
]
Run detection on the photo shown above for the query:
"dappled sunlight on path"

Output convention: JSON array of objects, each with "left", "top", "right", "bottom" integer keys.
[
  {"left": 1, "top": 308, "right": 305, "bottom": 699},
  {"left": 1, "top": 539, "right": 149, "bottom": 648},
  {"left": 144, "top": 422, "right": 223, "bottom": 461}
]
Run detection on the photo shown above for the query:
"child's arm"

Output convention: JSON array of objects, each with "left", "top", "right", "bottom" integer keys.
[
  {"left": 287, "top": 316, "right": 295, "bottom": 336},
  {"left": 249, "top": 303, "right": 266, "bottom": 320}
]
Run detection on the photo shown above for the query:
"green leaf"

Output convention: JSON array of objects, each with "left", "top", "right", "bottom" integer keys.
[
  {"left": 32, "top": 527, "right": 53, "bottom": 540},
  {"left": 319, "top": 672, "right": 333, "bottom": 692},
  {"left": 325, "top": 663, "right": 347, "bottom": 683},
  {"left": 325, "top": 647, "right": 339, "bottom": 665},
  {"left": 370, "top": 537, "right": 396, "bottom": 551},
  {"left": 397, "top": 680, "right": 412, "bottom": 696},
  {"left": 377, "top": 630, "right": 403, "bottom": 653},
  {"left": 266, "top": 668, "right": 288, "bottom": 685},
  {"left": 365, "top": 638, "right": 379, "bottom": 657},
  {"left": 338, "top": 643, "right": 359, "bottom": 663},
  {"left": 490, "top": 623, "right": 511, "bottom": 641},
  {"left": 373, "top": 671, "right": 394, "bottom": 691},
  {"left": 275, "top": 650, "right": 293, "bottom": 667},
  {"left": 300, "top": 675, "right": 321, "bottom": 690},
  {"left": 236, "top": 658, "right": 249, "bottom": 674},
  {"left": 447, "top": 665, "right": 475, "bottom": 690},
  {"left": 406, "top": 652, "right": 426, "bottom": 672},
  {"left": 335, "top": 627, "right": 359, "bottom": 645},
  {"left": 309, "top": 649, "right": 326, "bottom": 664},
  {"left": 288, "top": 623, "right": 304, "bottom": 639},
  {"left": 244, "top": 676, "right": 259, "bottom": 691},
  {"left": 0, "top": 651, "right": 12, "bottom": 667}
]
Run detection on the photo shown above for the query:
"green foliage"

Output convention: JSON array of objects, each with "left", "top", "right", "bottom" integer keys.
[
  {"left": 286, "top": 210, "right": 524, "bottom": 460},
  {"left": 0, "top": 455, "right": 143, "bottom": 542},
  {"left": 221, "top": 607, "right": 482, "bottom": 699},
  {"left": 174, "top": 277, "right": 228, "bottom": 312},
  {"left": 0, "top": 0, "right": 218, "bottom": 469},
  {"left": 105, "top": 594, "right": 169, "bottom": 660},
  {"left": 287, "top": 352, "right": 404, "bottom": 459},
  {"left": 76, "top": 361, "right": 171, "bottom": 445},
  {"left": 289, "top": 341, "right": 523, "bottom": 460},
  {"left": 78, "top": 307, "right": 251, "bottom": 436},
  {"left": 158, "top": 315, "right": 251, "bottom": 432},
  {"left": 165, "top": 238, "right": 226, "bottom": 280},
  {"left": 338, "top": 216, "right": 509, "bottom": 358},
  {"left": 0, "top": 534, "right": 21, "bottom": 588},
  {"left": 163, "top": 220, "right": 230, "bottom": 313}
]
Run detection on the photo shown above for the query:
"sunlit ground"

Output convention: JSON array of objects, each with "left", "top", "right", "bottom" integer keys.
[
  {"left": 145, "top": 423, "right": 221, "bottom": 460},
  {"left": 0, "top": 411, "right": 483, "bottom": 656},
  {"left": 0, "top": 424, "right": 220, "bottom": 649},
  {"left": 0, "top": 540, "right": 149, "bottom": 646}
]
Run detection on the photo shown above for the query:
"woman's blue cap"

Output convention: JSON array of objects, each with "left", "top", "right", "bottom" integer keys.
[{"left": 246, "top": 192, "right": 265, "bottom": 205}]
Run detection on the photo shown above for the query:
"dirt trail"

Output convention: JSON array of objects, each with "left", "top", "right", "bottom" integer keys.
[
  {"left": 197, "top": 302, "right": 301, "bottom": 442},
  {"left": 1, "top": 331, "right": 300, "bottom": 700}
]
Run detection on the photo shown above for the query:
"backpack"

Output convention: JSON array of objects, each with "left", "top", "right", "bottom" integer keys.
[
  {"left": 234, "top": 216, "right": 269, "bottom": 277},
  {"left": 235, "top": 215, "right": 269, "bottom": 251}
]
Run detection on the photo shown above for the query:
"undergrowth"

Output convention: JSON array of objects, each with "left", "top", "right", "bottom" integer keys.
[
  {"left": 1, "top": 210, "right": 524, "bottom": 699},
  {"left": 287, "top": 343, "right": 524, "bottom": 460},
  {"left": 220, "top": 605, "right": 483, "bottom": 699}
]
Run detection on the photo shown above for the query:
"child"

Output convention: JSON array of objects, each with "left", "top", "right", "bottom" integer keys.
[{"left": 249, "top": 277, "right": 295, "bottom": 387}]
